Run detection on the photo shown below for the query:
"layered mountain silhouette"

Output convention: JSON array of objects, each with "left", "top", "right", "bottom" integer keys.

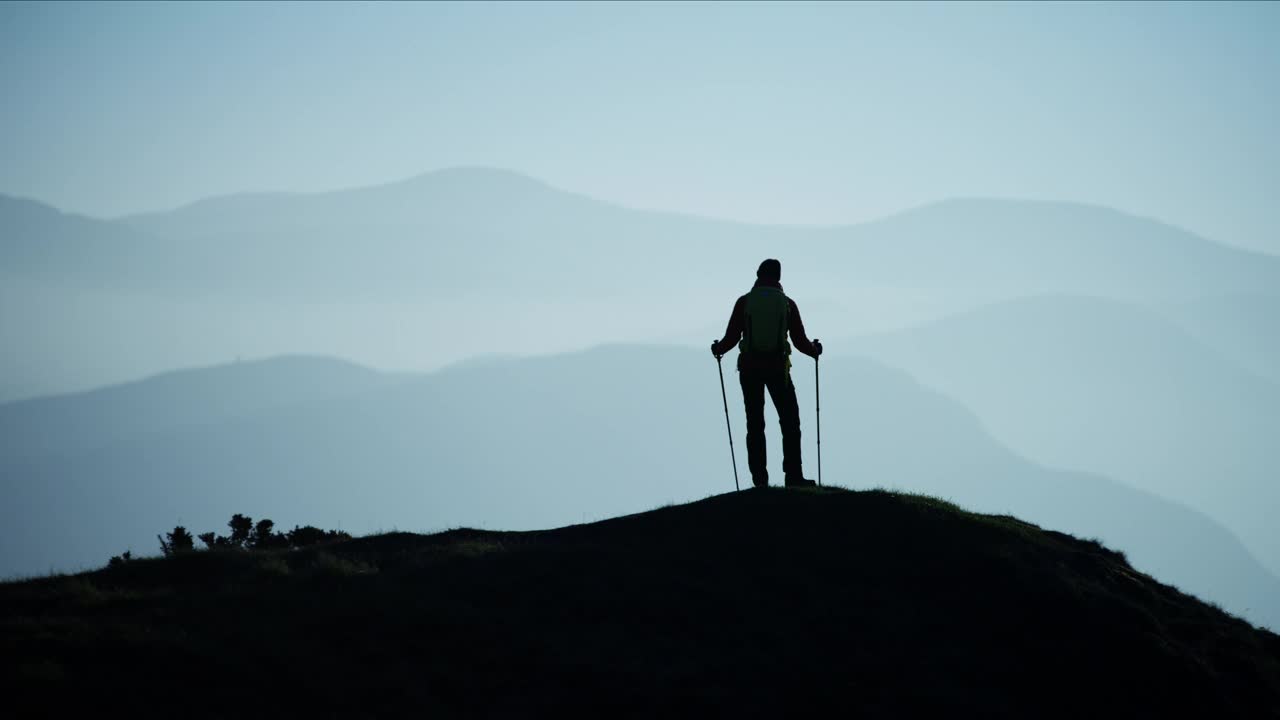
[
  {"left": 0, "top": 355, "right": 389, "bottom": 461},
  {"left": 0, "top": 194, "right": 163, "bottom": 289},
  {"left": 845, "top": 294, "right": 1280, "bottom": 579},
  {"left": 3, "top": 347, "right": 1277, "bottom": 630},
  {"left": 6, "top": 168, "right": 1280, "bottom": 301},
  {"left": 1162, "top": 292, "right": 1280, "bottom": 385},
  {"left": 5, "top": 167, "right": 1279, "bottom": 402},
  {"left": 4, "top": 488, "right": 1278, "bottom": 717}
]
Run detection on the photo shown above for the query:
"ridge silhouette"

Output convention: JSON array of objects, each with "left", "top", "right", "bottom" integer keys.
[{"left": 4, "top": 487, "right": 1277, "bottom": 717}]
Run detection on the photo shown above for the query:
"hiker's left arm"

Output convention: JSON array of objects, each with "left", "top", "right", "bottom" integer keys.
[{"left": 788, "top": 299, "right": 820, "bottom": 358}]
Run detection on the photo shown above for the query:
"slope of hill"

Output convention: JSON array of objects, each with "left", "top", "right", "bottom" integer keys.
[
  {"left": 3, "top": 346, "right": 1277, "bottom": 630},
  {"left": 1161, "top": 292, "right": 1280, "bottom": 385},
  {"left": 115, "top": 167, "right": 772, "bottom": 299},
  {"left": 819, "top": 197, "right": 1280, "bottom": 300},
  {"left": 844, "top": 294, "right": 1280, "bottom": 578},
  {"left": 0, "top": 355, "right": 390, "bottom": 461},
  {"left": 0, "top": 194, "right": 165, "bottom": 288},
  {"left": 3, "top": 488, "right": 1277, "bottom": 717}
]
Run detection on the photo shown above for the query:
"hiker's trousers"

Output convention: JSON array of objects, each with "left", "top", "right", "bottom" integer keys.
[{"left": 738, "top": 363, "right": 803, "bottom": 486}]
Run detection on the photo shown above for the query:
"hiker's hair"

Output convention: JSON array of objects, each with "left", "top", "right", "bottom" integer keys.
[{"left": 757, "top": 259, "right": 781, "bottom": 281}]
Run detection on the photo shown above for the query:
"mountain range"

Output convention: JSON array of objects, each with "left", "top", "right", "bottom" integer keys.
[
  {"left": 4, "top": 168, "right": 1279, "bottom": 401},
  {"left": 8, "top": 168, "right": 1280, "bottom": 301}
]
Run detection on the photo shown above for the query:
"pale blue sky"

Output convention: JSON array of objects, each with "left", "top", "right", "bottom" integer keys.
[{"left": 2, "top": 1, "right": 1278, "bottom": 252}]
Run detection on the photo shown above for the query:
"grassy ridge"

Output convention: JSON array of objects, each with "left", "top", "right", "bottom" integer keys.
[{"left": 3, "top": 486, "right": 1278, "bottom": 717}]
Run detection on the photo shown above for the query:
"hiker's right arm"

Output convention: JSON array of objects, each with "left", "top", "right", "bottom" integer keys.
[{"left": 711, "top": 297, "right": 745, "bottom": 357}]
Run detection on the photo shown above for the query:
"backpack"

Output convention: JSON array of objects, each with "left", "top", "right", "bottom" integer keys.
[{"left": 738, "top": 286, "right": 791, "bottom": 357}]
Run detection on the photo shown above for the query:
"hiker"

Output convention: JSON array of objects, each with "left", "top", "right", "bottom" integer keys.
[{"left": 711, "top": 259, "right": 822, "bottom": 488}]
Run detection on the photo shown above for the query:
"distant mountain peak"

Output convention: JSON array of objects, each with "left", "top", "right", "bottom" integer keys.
[
  {"left": 874, "top": 196, "right": 1173, "bottom": 232},
  {"left": 124, "top": 166, "right": 570, "bottom": 222},
  {"left": 394, "top": 165, "right": 556, "bottom": 188},
  {"left": 0, "top": 192, "right": 70, "bottom": 219}
]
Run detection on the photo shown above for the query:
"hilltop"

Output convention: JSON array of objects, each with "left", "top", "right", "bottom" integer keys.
[{"left": 4, "top": 487, "right": 1277, "bottom": 717}]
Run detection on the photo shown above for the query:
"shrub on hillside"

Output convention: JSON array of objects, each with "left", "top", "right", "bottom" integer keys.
[
  {"left": 287, "top": 525, "right": 352, "bottom": 548},
  {"left": 198, "top": 527, "right": 231, "bottom": 548},
  {"left": 251, "top": 519, "right": 290, "bottom": 550},
  {"left": 158, "top": 527, "right": 194, "bottom": 557},
  {"left": 190, "top": 515, "right": 349, "bottom": 552},
  {"left": 228, "top": 513, "right": 253, "bottom": 547},
  {"left": 114, "top": 514, "right": 352, "bottom": 568}
]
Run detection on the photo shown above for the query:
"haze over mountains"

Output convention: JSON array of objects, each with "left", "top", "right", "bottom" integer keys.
[
  {"left": 4, "top": 167, "right": 1280, "bottom": 399},
  {"left": 2, "top": 167, "right": 1277, "bottom": 631},
  {"left": 1163, "top": 292, "right": 1280, "bottom": 386},
  {"left": 10, "top": 168, "right": 1280, "bottom": 300},
  {"left": 847, "top": 295, "right": 1280, "bottom": 579},
  {"left": 0, "top": 356, "right": 391, "bottom": 461}
]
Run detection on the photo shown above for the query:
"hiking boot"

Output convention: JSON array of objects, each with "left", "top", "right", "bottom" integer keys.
[
  {"left": 752, "top": 475, "right": 769, "bottom": 489},
  {"left": 784, "top": 475, "right": 816, "bottom": 488}
]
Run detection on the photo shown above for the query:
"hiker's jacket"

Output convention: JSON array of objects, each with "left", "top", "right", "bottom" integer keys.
[{"left": 712, "top": 279, "right": 819, "bottom": 363}]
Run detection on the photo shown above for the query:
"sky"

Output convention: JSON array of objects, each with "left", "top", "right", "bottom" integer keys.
[{"left": 2, "top": 1, "right": 1278, "bottom": 253}]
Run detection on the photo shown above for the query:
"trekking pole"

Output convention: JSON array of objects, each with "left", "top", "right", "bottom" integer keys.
[
  {"left": 814, "top": 340, "right": 822, "bottom": 487},
  {"left": 715, "top": 352, "right": 740, "bottom": 492}
]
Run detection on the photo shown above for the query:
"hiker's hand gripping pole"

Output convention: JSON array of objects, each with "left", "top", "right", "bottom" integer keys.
[{"left": 713, "top": 343, "right": 740, "bottom": 492}]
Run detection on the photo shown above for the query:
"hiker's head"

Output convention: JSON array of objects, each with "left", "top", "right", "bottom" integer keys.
[{"left": 757, "top": 259, "right": 781, "bottom": 282}]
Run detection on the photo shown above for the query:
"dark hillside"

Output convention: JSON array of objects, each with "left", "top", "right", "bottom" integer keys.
[{"left": 3, "top": 487, "right": 1278, "bottom": 717}]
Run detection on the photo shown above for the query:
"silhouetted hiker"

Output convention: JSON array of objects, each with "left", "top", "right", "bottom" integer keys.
[{"left": 712, "top": 259, "right": 822, "bottom": 488}]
